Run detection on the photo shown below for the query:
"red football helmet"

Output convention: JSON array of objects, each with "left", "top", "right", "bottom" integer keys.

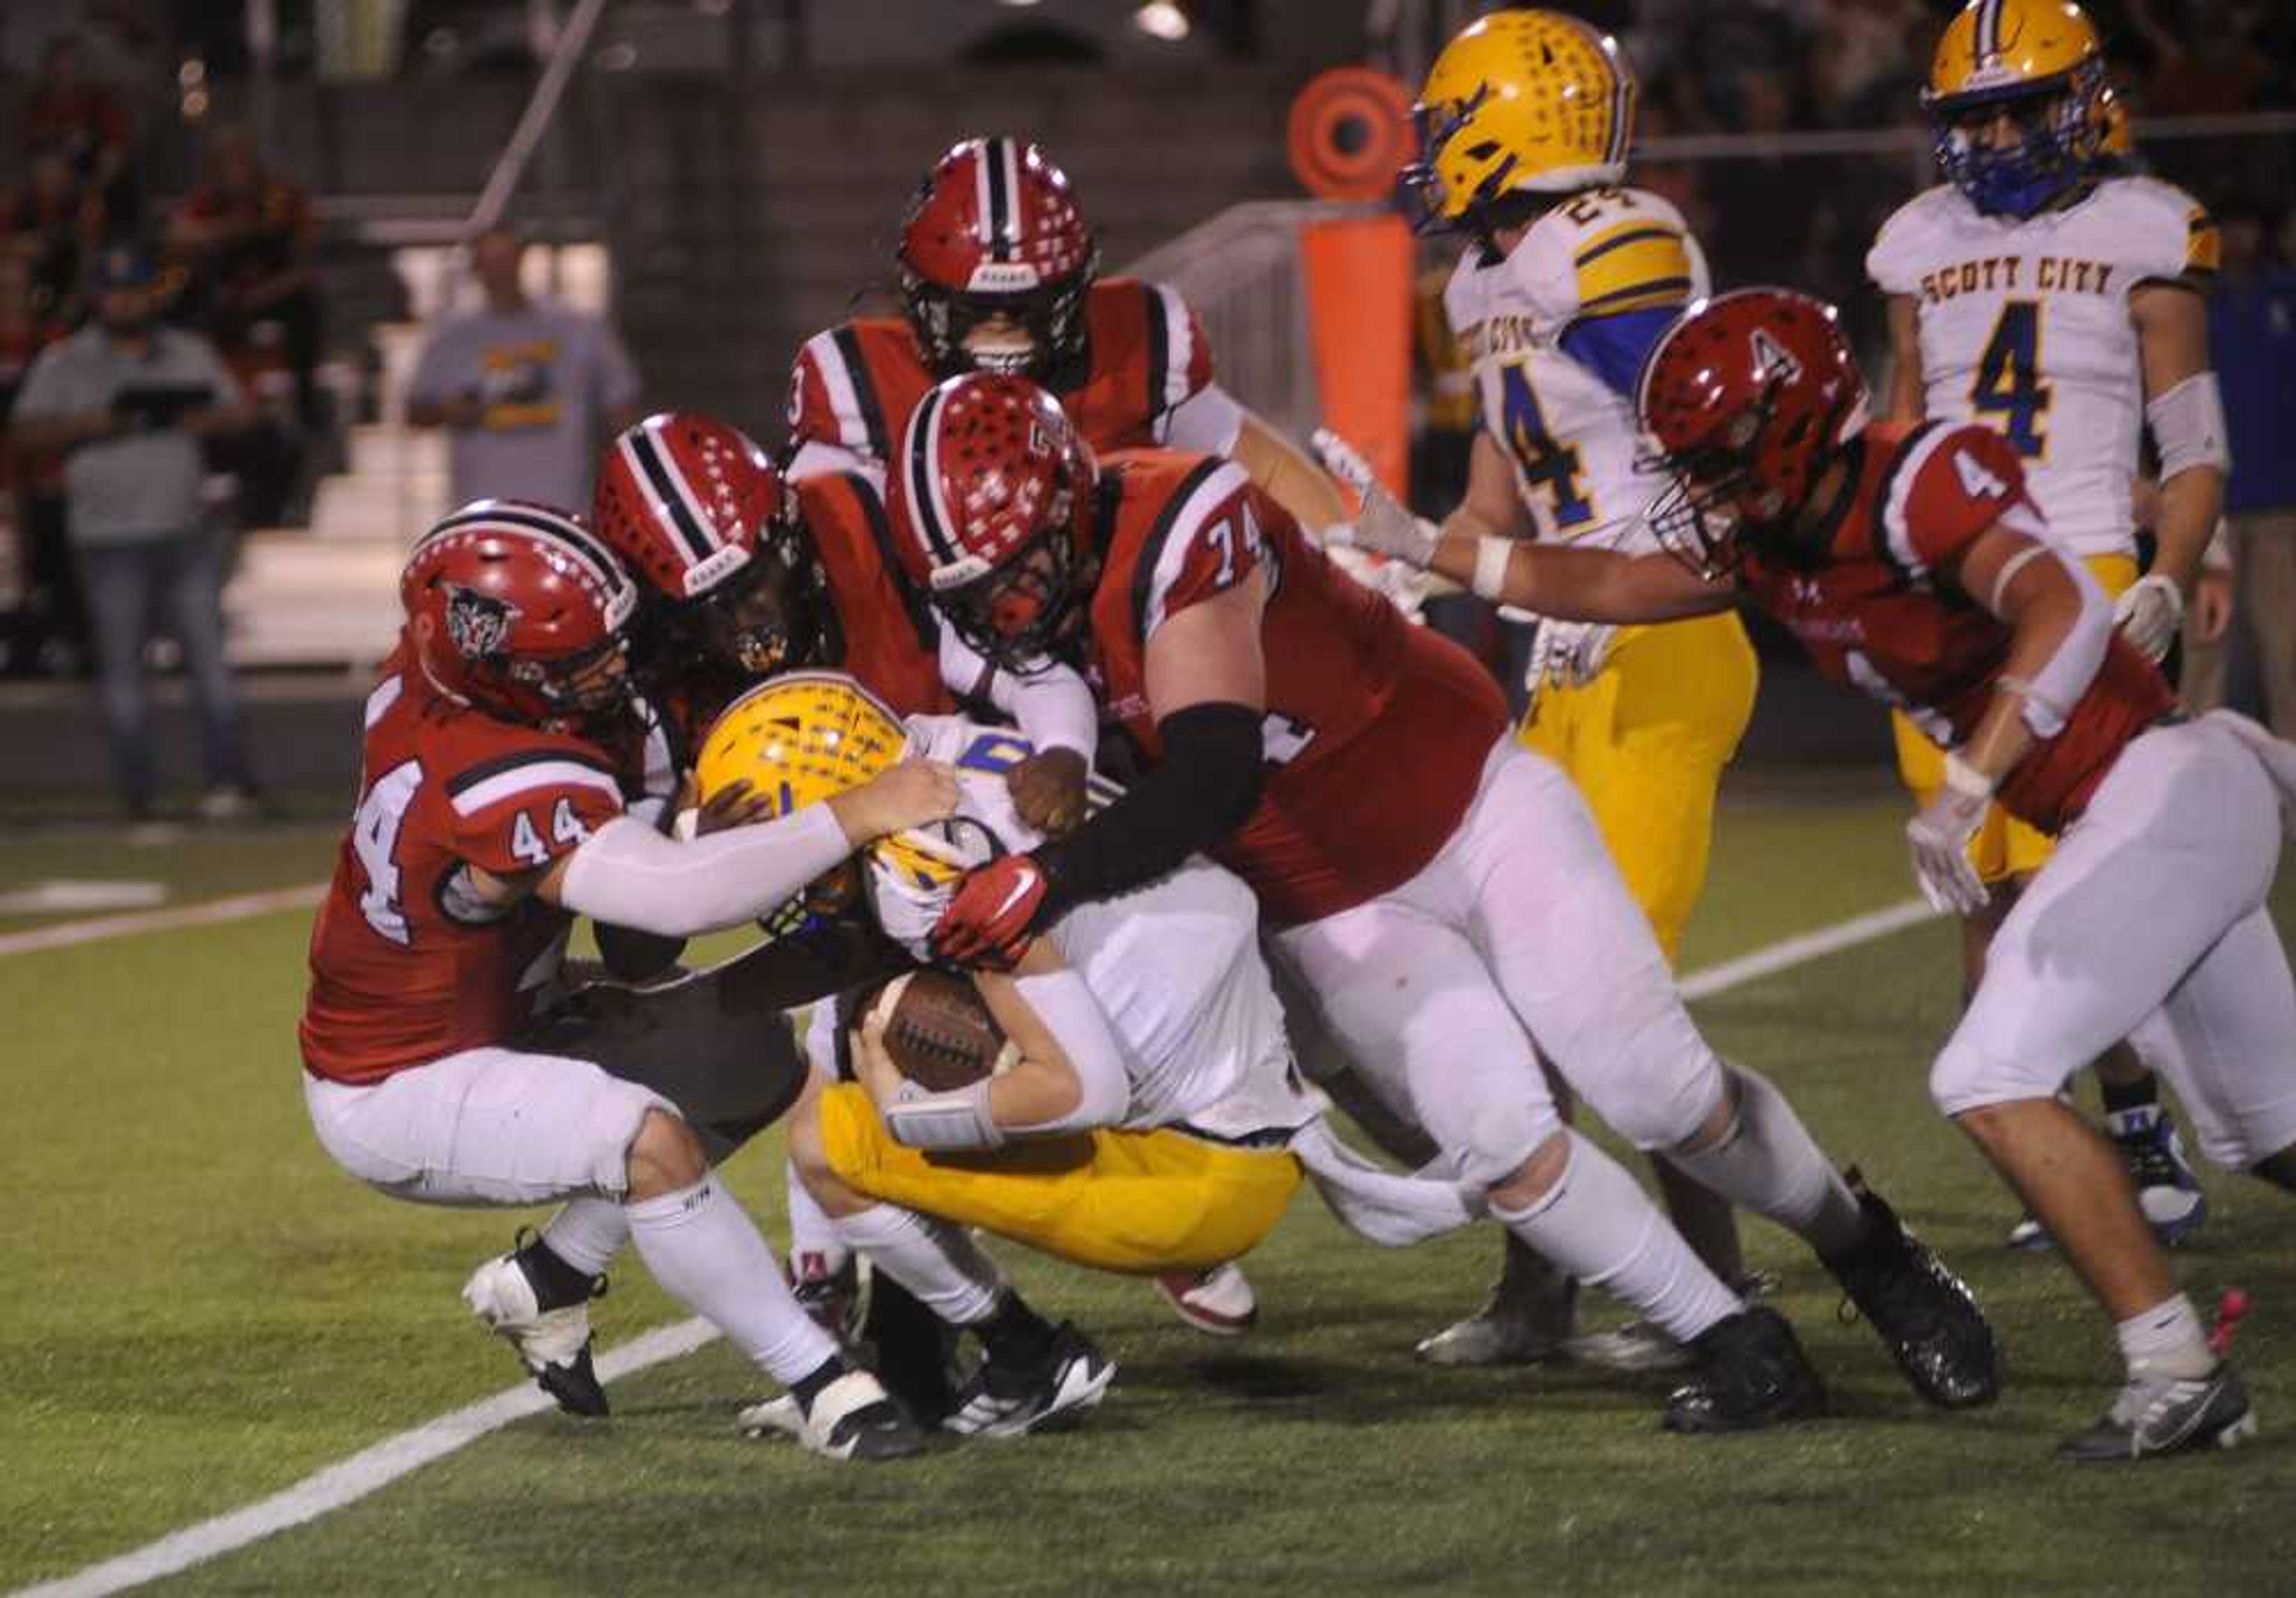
[
  {"left": 591, "top": 411, "right": 838, "bottom": 677},
  {"left": 898, "top": 136, "right": 1099, "bottom": 382},
  {"left": 1636, "top": 288, "right": 1870, "bottom": 576},
  {"left": 401, "top": 500, "right": 637, "bottom": 733},
  {"left": 887, "top": 372, "right": 1099, "bottom": 670}
]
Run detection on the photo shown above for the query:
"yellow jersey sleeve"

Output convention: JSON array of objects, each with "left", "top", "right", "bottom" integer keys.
[{"left": 1572, "top": 218, "right": 1696, "bottom": 317}]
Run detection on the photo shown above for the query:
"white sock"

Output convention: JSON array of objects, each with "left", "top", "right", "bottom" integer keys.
[
  {"left": 2117, "top": 1293, "right": 2215, "bottom": 1380},
  {"left": 625, "top": 1175, "right": 838, "bottom": 1386},
  {"left": 1666, "top": 1064, "right": 1864, "bottom": 1257},
  {"left": 1491, "top": 1129, "right": 1742, "bottom": 1345},
  {"left": 833, "top": 1203, "right": 1005, "bottom": 1325},
  {"left": 784, "top": 1158, "right": 850, "bottom": 1278},
  {"left": 540, "top": 1197, "right": 628, "bottom": 1278}
]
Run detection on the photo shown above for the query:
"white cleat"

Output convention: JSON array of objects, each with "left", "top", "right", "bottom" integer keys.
[
  {"left": 462, "top": 1254, "right": 608, "bottom": 1417},
  {"left": 1153, "top": 1262, "right": 1259, "bottom": 1337},
  {"left": 795, "top": 1370, "right": 925, "bottom": 1462}
]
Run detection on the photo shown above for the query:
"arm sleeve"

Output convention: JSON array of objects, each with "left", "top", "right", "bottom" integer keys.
[
  {"left": 1004, "top": 968, "right": 1131, "bottom": 1134},
  {"left": 941, "top": 625, "right": 1099, "bottom": 760},
  {"left": 555, "top": 805, "right": 853, "bottom": 937},
  {"left": 1557, "top": 305, "right": 1680, "bottom": 401},
  {"left": 1158, "top": 380, "right": 1246, "bottom": 454},
  {"left": 1029, "top": 701, "right": 1264, "bottom": 914}
]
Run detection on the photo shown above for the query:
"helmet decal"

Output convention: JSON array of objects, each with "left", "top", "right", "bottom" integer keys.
[{"left": 443, "top": 584, "right": 520, "bottom": 659}]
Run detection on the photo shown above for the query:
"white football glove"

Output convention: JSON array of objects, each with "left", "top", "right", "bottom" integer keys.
[
  {"left": 1543, "top": 619, "right": 1617, "bottom": 688},
  {"left": 1906, "top": 786, "right": 1990, "bottom": 916},
  {"left": 1311, "top": 428, "right": 1439, "bottom": 567},
  {"left": 2112, "top": 572, "right": 2184, "bottom": 664}
]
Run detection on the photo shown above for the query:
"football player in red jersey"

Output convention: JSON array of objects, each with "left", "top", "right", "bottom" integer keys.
[
  {"left": 590, "top": 410, "right": 1097, "bottom": 793},
  {"left": 894, "top": 372, "right": 2001, "bottom": 1434},
  {"left": 784, "top": 136, "right": 1349, "bottom": 539},
  {"left": 298, "top": 500, "right": 960, "bottom": 1462},
  {"left": 585, "top": 410, "right": 1254, "bottom": 1339},
  {"left": 1346, "top": 285, "right": 2296, "bottom": 1460}
]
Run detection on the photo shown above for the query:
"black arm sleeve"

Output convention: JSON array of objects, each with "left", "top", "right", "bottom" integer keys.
[{"left": 1030, "top": 700, "right": 1265, "bottom": 917}]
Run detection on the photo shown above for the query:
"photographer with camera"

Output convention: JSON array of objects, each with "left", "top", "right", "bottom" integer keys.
[{"left": 10, "top": 244, "right": 259, "bottom": 821}]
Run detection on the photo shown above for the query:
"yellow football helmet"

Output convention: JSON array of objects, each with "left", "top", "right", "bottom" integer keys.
[
  {"left": 1925, "top": 0, "right": 2106, "bottom": 216},
  {"left": 697, "top": 670, "right": 967, "bottom": 897},
  {"left": 698, "top": 670, "right": 906, "bottom": 817},
  {"left": 1405, "top": 9, "right": 1634, "bottom": 228}
]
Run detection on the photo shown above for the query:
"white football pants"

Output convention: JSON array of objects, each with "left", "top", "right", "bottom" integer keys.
[
  {"left": 1273, "top": 740, "right": 1726, "bottom": 1192},
  {"left": 1932, "top": 712, "right": 2296, "bottom": 1171}
]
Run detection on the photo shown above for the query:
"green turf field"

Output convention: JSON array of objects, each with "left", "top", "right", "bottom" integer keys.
[{"left": 4, "top": 781, "right": 2294, "bottom": 1596}]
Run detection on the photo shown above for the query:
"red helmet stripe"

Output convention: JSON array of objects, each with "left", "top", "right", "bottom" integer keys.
[{"left": 617, "top": 420, "right": 720, "bottom": 566}]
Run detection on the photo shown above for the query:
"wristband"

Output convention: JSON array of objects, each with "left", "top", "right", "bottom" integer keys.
[
  {"left": 1471, "top": 537, "right": 1515, "bottom": 603},
  {"left": 1942, "top": 750, "right": 1998, "bottom": 801}
]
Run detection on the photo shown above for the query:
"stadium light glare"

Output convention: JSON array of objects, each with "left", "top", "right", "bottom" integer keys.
[{"left": 1134, "top": 2, "right": 1190, "bottom": 41}]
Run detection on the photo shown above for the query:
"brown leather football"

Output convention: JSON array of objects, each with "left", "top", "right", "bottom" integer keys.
[{"left": 865, "top": 969, "right": 1015, "bottom": 1092}]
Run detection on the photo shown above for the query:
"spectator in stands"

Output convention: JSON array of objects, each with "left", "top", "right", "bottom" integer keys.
[
  {"left": 19, "top": 34, "right": 135, "bottom": 236},
  {"left": 169, "top": 124, "right": 323, "bottom": 430},
  {"left": 0, "top": 250, "right": 82, "bottom": 677},
  {"left": 0, "top": 148, "right": 102, "bottom": 332},
  {"left": 404, "top": 226, "right": 641, "bottom": 509},
  {"left": 10, "top": 245, "right": 261, "bottom": 820}
]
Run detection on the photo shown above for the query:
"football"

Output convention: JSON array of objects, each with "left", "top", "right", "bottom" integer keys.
[{"left": 865, "top": 969, "right": 1017, "bottom": 1092}]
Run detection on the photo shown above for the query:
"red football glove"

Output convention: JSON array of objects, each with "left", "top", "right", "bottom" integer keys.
[{"left": 929, "top": 853, "right": 1051, "bottom": 970}]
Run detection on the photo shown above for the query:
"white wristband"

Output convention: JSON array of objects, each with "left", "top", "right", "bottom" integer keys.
[
  {"left": 1942, "top": 751, "right": 1998, "bottom": 801},
  {"left": 883, "top": 1077, "right": 1004, "bottom": 1151},
  {"left": 1471, "top": 537, "right": 1515, "bottom": 603}
]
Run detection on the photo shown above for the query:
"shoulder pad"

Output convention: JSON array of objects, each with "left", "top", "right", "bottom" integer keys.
[
  {"left": 1866, "top": 186, "right": 1964, "bottom": 295},
  {"left": 2094, "top": 176, "right": 2218, "bottom": 288}
]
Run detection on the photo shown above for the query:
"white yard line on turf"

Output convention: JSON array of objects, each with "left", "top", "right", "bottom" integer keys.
[
  {"left": 11, "top": 1321, "right": 720, "bottom": 1598},
  {"left": 8, "top": 894, "right": 1943, "bottom": 1598},
  {"left": 0, "top": 884, "right": 325, "bottom": 958}
]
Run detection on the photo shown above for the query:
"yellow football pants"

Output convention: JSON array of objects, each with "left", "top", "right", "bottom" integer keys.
[
  {"left": 816, "top": 1083, "right": 1301, "bottom": 1275},
  {"left": 1892, "top": 554, "right": 2138, "bottom": 884},
  {"left": 1516, "top": 611, "right": 1758, "bottom": 964}
]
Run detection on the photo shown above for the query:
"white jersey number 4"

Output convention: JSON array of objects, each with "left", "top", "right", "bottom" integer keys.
[
  {"left": 1953, "top": 448, "right": 2010, "bottom": 502},
  {"left": 352, "top": 759, "right": 424, "bottom": 945}
]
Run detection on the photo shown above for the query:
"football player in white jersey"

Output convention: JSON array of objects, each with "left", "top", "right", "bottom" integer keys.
[
  {"left": 1868, "top": 0, "right": 2230, "bottom": 1249},
  {"left": 1384, "top": 6, "right": 1762, "bottom": 1368},
  {"left": 700, "top": 674, "right": 1479, "bottom": 1438}
]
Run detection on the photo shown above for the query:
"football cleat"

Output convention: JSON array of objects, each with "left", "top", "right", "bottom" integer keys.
[
  {"left": 1153, "top": 1262, "right": 1259, "bottom": 1339},
  {"left": 462, "top": 1249, "right": 609, "bottom": 1418},
  {"left": 1415, "top": 1235, "right": 1578, "bottom": 1367},
  {"left": 2110, "top": 1106, "right": 2208, "bottom": 1246},
  {"left": 1822, "top": 1176, "right": 2001, "bottom": 1409},
  {"left": 1568, "top": 1270, "right": 1779, "bottom": 1374},
  {"left": 942, "top": 1323, "right": 1115, "bottom": 1439},
  {"left": 2004, "top": 1211, "right": 2050, "bottom": 1251},
  {"left": 1663, "top": 1306, "right": 1829, "bottom": 1434},
  {"left": 795, "top": 1369, "right": 927, "bottom": 1463},
  {"left": 2058, "top": 1362, "right": 2256, "bottom": 1463}
]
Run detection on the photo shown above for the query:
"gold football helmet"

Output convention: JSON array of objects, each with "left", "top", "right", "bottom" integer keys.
[
  {"left": 1405, "top": 9, "right": 1634, "bottom": 228},
  {"left": 697, "top": 671, "right": 965, "bottom": 895},
  {"left": 1924, "top": 0, "right": 2106, "bottom": 216}
]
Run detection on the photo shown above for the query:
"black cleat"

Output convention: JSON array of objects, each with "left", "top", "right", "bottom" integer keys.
[
  {"left": 944, "top": 1323, "right": 1115, "bottom": 1438},
  {"left": 1822, "top": 1175, "right": 2000, "bottom": 1409},
  {"left": 1663, "top": 1307, "right": 1829, "bottom": 1434},
  {"left": 2059, "top": 1362, "right": 2256, "bottom": 1462}
]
